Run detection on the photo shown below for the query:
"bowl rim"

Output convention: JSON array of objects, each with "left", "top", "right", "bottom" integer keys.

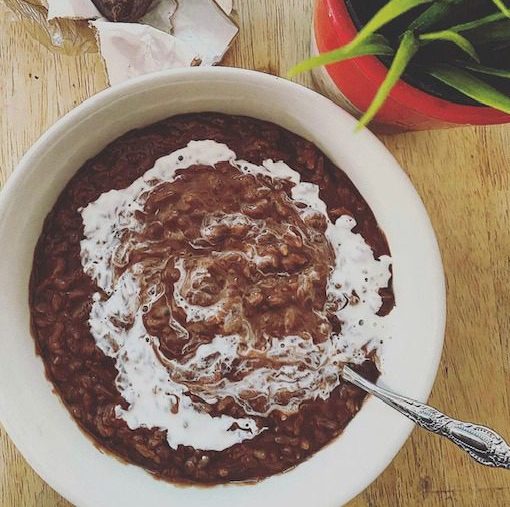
[{"left": 0, "top": 66, "right": 446, "bottom": 507}]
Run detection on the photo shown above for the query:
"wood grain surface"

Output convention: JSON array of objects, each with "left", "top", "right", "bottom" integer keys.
[{"left": 1, "top": 1, "right": 510, "bottom": 506}]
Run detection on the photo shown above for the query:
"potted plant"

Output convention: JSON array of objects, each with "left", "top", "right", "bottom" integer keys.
[{"left": 290, "top": 0, "right": 510, "bottom": 131}]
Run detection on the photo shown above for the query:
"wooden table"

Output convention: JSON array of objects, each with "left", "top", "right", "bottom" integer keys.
[{"left": 1, "top": 1, "right": 509, "bottom": 505}]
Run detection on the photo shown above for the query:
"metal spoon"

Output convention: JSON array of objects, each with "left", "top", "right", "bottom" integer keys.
[{"left": 342, "top": 366, "right": 510, "bottom": 469}]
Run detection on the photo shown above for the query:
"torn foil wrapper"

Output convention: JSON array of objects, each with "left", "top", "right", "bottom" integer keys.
[{"left": 45, "top": 0, "right": 238, "bottom": 85}]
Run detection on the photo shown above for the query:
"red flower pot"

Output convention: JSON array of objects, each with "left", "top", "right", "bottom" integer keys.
[{"left": 312, "top": 0, "right": 510, "bottom": 131}]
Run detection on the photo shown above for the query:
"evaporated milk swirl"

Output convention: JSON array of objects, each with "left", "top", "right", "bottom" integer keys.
[{"left": 80, "top": 140, "right": 392, "bottom": 451}]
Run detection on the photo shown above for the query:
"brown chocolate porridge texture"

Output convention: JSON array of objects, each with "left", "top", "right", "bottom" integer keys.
[{"left": 29, "top": 113, "right": 394, "bottom": 484}]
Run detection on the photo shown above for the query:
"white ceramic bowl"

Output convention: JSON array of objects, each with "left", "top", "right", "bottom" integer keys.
[{"left": 0, "top": 67, "right": 445, "bottom": 507}]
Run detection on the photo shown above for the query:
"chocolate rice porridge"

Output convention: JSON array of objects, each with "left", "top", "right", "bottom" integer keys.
[{"left": 29, "top": 113, "right": 394, "bottom": 484}]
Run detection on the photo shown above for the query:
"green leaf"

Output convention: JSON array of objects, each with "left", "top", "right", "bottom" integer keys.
[
  {"left": 463, "top": 62, "right": 510, "bottom": 78},
  {"left": 492, "top": 0, "right": 510, "bottom": 18},
  {"left": 447, "top": 12, "right": 506, "bottom": 32},
  {"left": 289, "top": 0, "right": 430, "bottom": 78},
  {"left": 288, "top": 35, "right": 393, "bottom": 77},
  {"left": 427, "top": 64, "right": 510, "bottom": 114},
  {"left": 464, "top": 20, "right": 510, "bottom": 45},
  {"left": 419, "top": 30, "right": 480, "bottom": 61},
  {"left": 408, "top": 0, "right": 464, "bottom": 33},
  {"left": 354, "top": 0, "right": 433, "bottom": 44},
  {"left": 357, "top": 31, "right": 420, "bottom": 130}
]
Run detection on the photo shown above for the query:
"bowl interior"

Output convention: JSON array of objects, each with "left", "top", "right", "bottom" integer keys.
[{"left": 0, "top": 68, "right": 445, "bottom": 507}]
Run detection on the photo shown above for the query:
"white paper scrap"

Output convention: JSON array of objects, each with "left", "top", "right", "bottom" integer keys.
[
  {"left": 90, "top": 20, "right": 198, "bottom": 85},
  {"left": 215, "top": 0, "right": 233, "bottom": 15},
  {"left": 170, "top": 0, "right": 238, "bottom": 65},
  {"left": 139, "top": 0, "right": 178, "bottom": 34},
  {"left": 47, "top": 0, "right": 102, "bottom": 20},
  {"left": 44, "top": 0, "right": 237, "bottom": 85}
]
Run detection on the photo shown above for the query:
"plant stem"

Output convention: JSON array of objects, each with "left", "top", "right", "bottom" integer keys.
[
  {"left": 447, "top": 12, "right": 506, "bottom": 32},
  {"left": 408, "top": 0, "right": 463, "bottom": 33},
  {"left": 357, "top": 31, "right": 420, "bottom": 129},
  {"left": 352, "top": 0, "right": 433, "bottom": 44},
  {"left": 419, "top": 30, "right": 480, "bottom": 61},
  {"left": 492, "top": 0, "right": 510, "bottom": 18},
  {"left": 288, "top": 35, "right": 393, "bottom": 77}
]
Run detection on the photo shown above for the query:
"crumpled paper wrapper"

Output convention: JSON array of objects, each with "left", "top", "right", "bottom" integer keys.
[
  {"left": 47, "top": 0, "right": 102, "bottom": 19},
  {"left": 90, "top": 20, "right": 198, "bottom": 84},
  {"left": 6, "top": 0, "right": 238, "bottom": 84}
]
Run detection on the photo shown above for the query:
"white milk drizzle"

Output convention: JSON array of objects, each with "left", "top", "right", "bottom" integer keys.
[{"left": 80, "top": 140, "right": 393, "bottom": 451}]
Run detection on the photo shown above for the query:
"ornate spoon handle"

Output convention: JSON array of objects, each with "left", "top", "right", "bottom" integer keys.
[{"left": 342, "top": 366, "right": 510, "bottom": 469}]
